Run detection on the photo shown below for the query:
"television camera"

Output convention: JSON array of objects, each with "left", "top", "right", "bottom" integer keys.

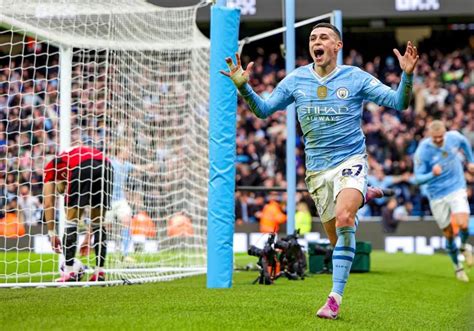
[{"left": 247, "top": 230, "right": 307, "bottom": 285}]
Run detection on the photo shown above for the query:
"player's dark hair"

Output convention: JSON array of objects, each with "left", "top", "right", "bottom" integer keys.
[{"left": 311, "top": 23, "right": 342, "bottom": 40}]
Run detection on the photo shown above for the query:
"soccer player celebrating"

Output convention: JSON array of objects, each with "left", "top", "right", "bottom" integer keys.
[
  {"left": 43, "top": 146, "right": 113, "bottom": 282},
  {"left": 413, "top": 120, "right": 473, "bottom": 282},
  {"left": 221, "top": 23, "right": 418, "bottom": 319}
]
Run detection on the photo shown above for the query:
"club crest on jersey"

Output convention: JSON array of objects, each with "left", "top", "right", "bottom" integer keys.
[
  {"left": 336, "top": 87, "right": 349, "bottom": 99},
  {"left": 442, "top": 151, "right": 448, "bottom": 158},
  {"left": 317, "top": 86, "right": 327, "bottom": 99}
]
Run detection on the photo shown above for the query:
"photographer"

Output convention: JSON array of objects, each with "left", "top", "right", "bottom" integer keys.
[
  {"left": 274, "top": 231, "right": 307, "bottom": 280},
  {"left": 248, "top": 231, "right": 307, "bottom": 284},
  {"left": 247, "top": 233, "right": 278, "bottom": 284}
]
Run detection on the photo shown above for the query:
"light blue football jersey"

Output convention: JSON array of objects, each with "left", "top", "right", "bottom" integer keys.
[
  {"left": 111, "top": 158, "right": 134, "bottom": 202},
  {"left": 414, "top": 130, "right": 474, "bottom": 200},
  {"left": 239, "top": 64, "right": 413, "bottom": 171}
]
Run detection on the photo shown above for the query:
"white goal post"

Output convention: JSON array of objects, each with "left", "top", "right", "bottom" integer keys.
[{"left": 0, "top": 0, "right": 210, "bottom": 287}]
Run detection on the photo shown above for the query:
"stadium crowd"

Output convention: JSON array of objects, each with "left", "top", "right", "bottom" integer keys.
[
  {"left": 0, "top": 36, "right": 473, "bottom": 231},
  {"left": 0, "top": 44, "right": 107, "bottom": 226}
]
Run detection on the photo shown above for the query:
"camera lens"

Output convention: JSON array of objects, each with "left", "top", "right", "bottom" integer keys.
[
  {"left": 275, "top": 240, "right": 289, "bottom": 250},
  {"left": 247, "top": 245, "right": 263, "bottom": 257}
]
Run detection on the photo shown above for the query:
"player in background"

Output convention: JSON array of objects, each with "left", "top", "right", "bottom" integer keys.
[
  {"left": 80, "top": 147, "right": 154, "bottom": 262},
  {"left": 43, "top": 146, "right": 113, "bottom": 282},
  {"left": 413, "top": 120, "right": 473, "bottom": 282},
  {"left": 221, "top": 23, "right": 418, "bottom": 319}
]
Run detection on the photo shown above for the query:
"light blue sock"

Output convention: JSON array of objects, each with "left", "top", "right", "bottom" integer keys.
[
  {"left": 121, "top": 229, "right": 131, "bottom": 257},
  {"left": 445, "top": 238, "right": 459, "bottom": 267},
  {"left": 459, "top": 229, "right": 469, "bottom": 246},
  {"left": 331, "top": 226, "right": 356, "bottom": 297}
]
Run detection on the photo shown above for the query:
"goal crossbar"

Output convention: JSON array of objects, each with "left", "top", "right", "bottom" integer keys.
[{"left": 238, "top": 12, "right": 334, "bottom": 53}]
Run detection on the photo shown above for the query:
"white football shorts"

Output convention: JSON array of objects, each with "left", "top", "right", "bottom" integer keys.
[
  {"left": 429, "top": 189, "right": 470, "bottom": 230},
  {"left": 105, "top": 199, "right": 133, "bottom": 224},
  {"left": 305, "top": 154, "right": 368, "bottom": 223}
]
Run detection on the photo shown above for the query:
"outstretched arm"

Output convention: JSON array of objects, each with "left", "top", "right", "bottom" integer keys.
[
  {"left": 363, "top": 41, "right": 419, "bottom": 111},
  {"left": 43, "top": 181, "right": 62, "bottom": 253},
  {"left": 412, "top": 166, "right": 440, "bottom": 185},
  {"left": 413, "top": 150, "right": 441, "bottom": 185},
  {"left": 220, "top": 53, "right": 294, "bottom": 119}
]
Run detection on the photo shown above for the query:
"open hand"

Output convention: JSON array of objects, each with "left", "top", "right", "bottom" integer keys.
[
  {"left": 79, "top": 232, "right": 92, "bottom": 256},
  {"left": 50, "top": 235, "right": 62, "bottom": 254},
  {"left": 79, "top": 239, "right": 91, "bottom": 257},
  {"left": 393, "top": 41, "right": 419, "bottom": 75},
  {"left": 219, "top": 53, "right": 254, "bottom": 89}
]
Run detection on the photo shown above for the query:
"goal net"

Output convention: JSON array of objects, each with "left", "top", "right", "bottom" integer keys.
[{"left": 0, "top": 0, "right": 210, "bottom": 287}]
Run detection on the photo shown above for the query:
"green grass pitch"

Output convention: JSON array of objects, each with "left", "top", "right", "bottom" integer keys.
[{"left": 0, "top": 251, "right": 473, "bottom": 330}]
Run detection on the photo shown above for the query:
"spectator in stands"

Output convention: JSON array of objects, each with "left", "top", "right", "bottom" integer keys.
[
  {"left": 393, "top": 199, "right": 413, "bottom": 223},
  {"left": 235, "top": 191, "right": 265, "bottom": 225},
  {"left": 462, "top": 114, "right": 474, "bottom": 147},
  {"left": 381, "top": 197, "right": 399, "bottom": 233},
  {"left": 0, "top": 177, "right": 6, "bottom": 218},
  {"left": 0, "top": 197, "right": 25, "bottom": 238},
  {"left": 295, "top": 201, "right": 312, "bottom": 235},
  {"left": 17, "top": 184, "right": 41, "bottom": 226},
  {"left": 236, "top": 163, "right": 262, "bottom": 187},
  {"left": 421, "top": 74, "right": 449, "bottom": 110},
  {"left": 367, "top": 167, "right": 412, "bottom": 216},
  {"left": 235, "top": 191, "right": 247, "bottom": 223},
  {"left": 261, "top": 142, "right": 277, "bottom": 178}
]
